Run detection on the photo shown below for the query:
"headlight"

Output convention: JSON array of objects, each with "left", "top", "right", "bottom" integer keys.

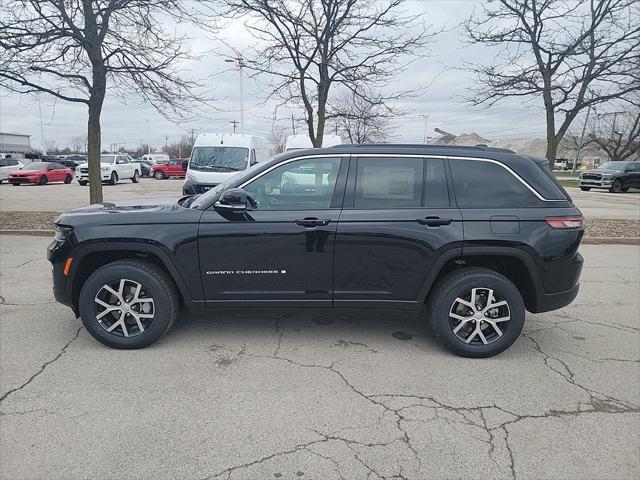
[
  {"left": 101, "top": 167, "right": 110, "bottom": 172},
  {"left": 54, "top": 226, "right": 73, "bottom": 242},
  {"left": 186, "top": 173, "right": 196, "bottom": 183}
]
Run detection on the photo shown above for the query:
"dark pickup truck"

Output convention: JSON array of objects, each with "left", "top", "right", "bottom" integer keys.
[{"left": 579, "top": 161, "right": 640, "bottom": 193}]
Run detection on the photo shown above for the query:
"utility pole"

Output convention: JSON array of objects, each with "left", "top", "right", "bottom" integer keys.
[
  {"left": 421, "top": 114, "right": 429, "bottom": 143},
  {"left": 572, "top": 106, "right": 591, "bottom": 174},
  {"left": 230, "top": 120, "right": 239, "bottom": 133},
  {"left": 189, "top": 128, "right": 196, "bottom": 146},
  {"left": 164, "top": 133, "right": 169, "bottom": 151},
  {"left": 145, "top": 119, "right": 150, "bottom": 153},
  {"left": 291, "top": 114, "right": 296, "bottom": 135},
  {"left": 38, "top": 99, "right": 46, "bottom": 155},
  {"left": 225, "top": 54, "right": 247, "bottom": 134}
]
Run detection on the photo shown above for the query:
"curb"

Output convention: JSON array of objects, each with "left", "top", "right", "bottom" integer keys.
[{"left": 0, "top": 230, "right": 54, "bottom": 237}]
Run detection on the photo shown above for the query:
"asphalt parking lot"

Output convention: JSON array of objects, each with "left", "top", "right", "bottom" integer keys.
[
  {"left": 0, "top": 235, "right": 638, "bottom": 479},
  {"left": 1, "top": 178, "right": 639, "bottom": 220}
]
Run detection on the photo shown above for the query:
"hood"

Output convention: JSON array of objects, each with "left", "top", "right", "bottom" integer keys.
[
  {"left": 54, "top": 197, "right": 191, "bottom": 227},
  {"left": 580, "top": 168, "right": 620, "bottom": 175},
  {"left": 76, "top": 162, "right": 112, "bottom": 168}
]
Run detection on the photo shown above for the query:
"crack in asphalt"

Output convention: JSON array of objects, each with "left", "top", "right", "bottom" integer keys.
[{"left": 0, "top": 326, "right": 83, "bottom": 406}]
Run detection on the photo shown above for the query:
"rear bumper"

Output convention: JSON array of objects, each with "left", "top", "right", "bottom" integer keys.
[{"left": 533, "top": 283, "right": 580, "bottom": 313}]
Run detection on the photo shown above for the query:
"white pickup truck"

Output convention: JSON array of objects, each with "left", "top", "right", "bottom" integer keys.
[{"left": 76, "top": 154, "right": 140, "bottom": 185}]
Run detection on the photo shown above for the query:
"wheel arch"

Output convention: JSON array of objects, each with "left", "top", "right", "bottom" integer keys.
[{"left": 69, "top": 242, "right": 194, "bottom": 314}]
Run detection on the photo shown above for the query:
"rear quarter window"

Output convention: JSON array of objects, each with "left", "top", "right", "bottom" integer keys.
[{"left": 450, "top": 159, "right": 540, "bottom": 208}]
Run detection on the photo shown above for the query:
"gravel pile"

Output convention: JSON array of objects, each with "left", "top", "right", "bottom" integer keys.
[{"left": 1, "top": 210, "right": 638, "bottom": 239}]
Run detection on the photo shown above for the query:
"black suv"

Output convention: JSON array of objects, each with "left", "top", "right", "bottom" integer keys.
[
  {"left": 579, "top": 161, "right": 640, "bottom": 193},
  {"left": 48, "top": 145, "right": 584, "bottom": 357}
]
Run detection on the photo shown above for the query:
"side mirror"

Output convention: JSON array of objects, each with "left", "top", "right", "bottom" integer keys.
[
  {"left": 215, "top": 188, "right": 249, "bottom": 212},
  {"left": 182, "top": 160, "right": 188, "bottom": 172}
]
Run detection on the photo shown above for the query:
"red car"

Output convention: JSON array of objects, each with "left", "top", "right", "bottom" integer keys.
[
  {"left": 8, "top": 162, "right": 74, "bottom": 186},
  {"left": 149, "top": 159, "right": 187, "bottom": 180}
]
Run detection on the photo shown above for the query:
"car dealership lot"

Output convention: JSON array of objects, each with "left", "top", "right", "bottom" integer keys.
[{"left": 0, "top": 235, "right": 638, "bottom": 479}]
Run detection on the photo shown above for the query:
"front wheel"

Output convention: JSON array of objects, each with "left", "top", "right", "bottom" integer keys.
[
  {"left": 580, "top": 186, "right": 591, "bottom": 191},
  {"left": 79, "top": 260, "right": 178, "bottom": 349},
  {"left": 39, "top": 175, "right": 48, "bottom": 185},
  {"left": 154, "top": 170, "right": 165, "bottom": 180},
  {"left": 428, "top": 267, "right": 525, "bottom": 358},
  {"left": 64, "top": 174, "right": 73, "bottom": 184},
  {"left": 109, "top": 171, "right": 118, "bottom": 185},
  {"left": 132, "top": 170, "right": 140, "bottom": 183},
  {"left": 78, "top": 180, "right": 88, "bottom": 186},
  {"left": 610, "top": 179, "right": 623, "bottom": 193}
]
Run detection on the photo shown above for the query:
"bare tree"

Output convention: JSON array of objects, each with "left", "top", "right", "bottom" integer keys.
[
  {"left": 220, "top": 0, "right": 432, "bottom": 147},
  {"left": 332, "top": 90, "right": 398, "bottom": 143},
  {"left": 584, "top": 111, "right": 640, "bottom": 162},
  {"left": 69, "top": 134, "right": 88, "bottom": 154},
  {"left": 267, "top": 123, "right": 290, "bottom": 154},
  {"left": 161, "top": 134, "right": 195, "bottom": 158},
  {"left": 0, "top": 1, "right": 208, "bottom": 203},
  {"left": 465, "top": 0, "right": 640, "bottom": 167}
]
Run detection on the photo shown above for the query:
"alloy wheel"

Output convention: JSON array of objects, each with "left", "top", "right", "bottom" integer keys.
[
  {"left": 449, "top": 287, "right": 511, "bottom": 345},
  {"left": 94, "top": 278, "right": 155, "bottom": 337}
]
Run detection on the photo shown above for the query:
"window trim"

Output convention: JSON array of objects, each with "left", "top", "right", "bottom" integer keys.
[{"left": 239, "top": 155, "right": 347, "bottom": 211}]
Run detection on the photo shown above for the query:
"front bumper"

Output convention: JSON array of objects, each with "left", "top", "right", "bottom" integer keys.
[
  {"left": 183, "top": 179, "right": 218, "bottom": 195},
  {"left": 579, "top": 178, "right": 612, "bottom": 188},
  {"left": 47, "top": 238, "right": 77, "bottom": 313},
  {"left": 77, "top": 172, "right": 112, "bottom": 182},
  {"left": 8, "top": 176, "right": 38, "bottom": 184}
]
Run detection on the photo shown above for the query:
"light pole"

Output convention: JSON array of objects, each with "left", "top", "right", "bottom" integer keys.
[{"left": 225, "top": 55, "right": 247, "bottom": 134}]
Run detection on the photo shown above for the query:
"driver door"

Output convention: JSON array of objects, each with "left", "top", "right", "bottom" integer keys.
[{"left": 198, "top": 156, "right": 347, "bottom": 307}]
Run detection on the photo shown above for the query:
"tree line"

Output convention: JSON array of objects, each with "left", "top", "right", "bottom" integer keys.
[{"left": 1, "top": 0, "right": 637, "bottom": 203}]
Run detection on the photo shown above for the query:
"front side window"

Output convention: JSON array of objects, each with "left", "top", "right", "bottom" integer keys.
[
  {"left": 100, "top": 155, "right": 117, "bottom": 164},
  {"left": 190, "top": 146, "right": 249, "bottom": 172},
  {"left": 354, "top": 157, "right": 423, "bottom": 208},
  {"left": 451, "top": 160, "right": 539, "bottom": 208},
  {"left": 244, "top": 157, "right": 342, "bottom": 210}
]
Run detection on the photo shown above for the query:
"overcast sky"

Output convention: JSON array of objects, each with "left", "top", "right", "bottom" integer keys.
[{"left": 0, "top": 0, "right": 552, "bottom": 151}]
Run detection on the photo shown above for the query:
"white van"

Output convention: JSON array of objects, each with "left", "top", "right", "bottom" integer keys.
[
  {"left": 284, "top": 134, "right": 342, "bottom": 151},
  {"left": 183, "top": 133, "right": 270, "bottom": 194},
  {"left": 141, "top": 153, "right": 170, "bottom": 163}
]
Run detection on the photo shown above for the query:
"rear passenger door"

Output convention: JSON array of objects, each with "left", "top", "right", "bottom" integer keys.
[{"left": 333, "top": 156, "right": 463, "bottom": 309}]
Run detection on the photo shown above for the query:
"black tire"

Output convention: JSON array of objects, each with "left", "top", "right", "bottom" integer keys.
[
  {"left": 38, "top": 175, "right": 48, "bottom": 185},
  {"left": 109, "top": 171, "right": 118, "bottom": 185},
  {"left": 580, "top": 186, "right": 591, "bottom": 191},
  {"left": 610, "top": 179, "right": 623, "bottom": 193},
  {"left": 79, "top": 260, "right": 179, "bottom": 349},
  {"left": 132, "top": 170, "right": 140, "bottom": 183},
  {"left": 64, "top": 174, "right": 73, "bottom": 184},
  {"left": 11, "top": 182, "right": 20, "bottom": 186},
  {"left": 78, "top": 180, "right": 88, "bottom": 186},
  {"left": 621, "top": 187, "right": 629, "bottom": 192},
  {"left": 428, "top": 267, "right": 525, "bottom": 358},
  {"left": 154, "top": 170, "right": 165, "bottom": 180}
]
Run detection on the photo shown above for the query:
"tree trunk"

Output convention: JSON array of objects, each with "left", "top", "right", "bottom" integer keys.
[{"left": 87, "top": 95, "right": 104, "bottom": 204}]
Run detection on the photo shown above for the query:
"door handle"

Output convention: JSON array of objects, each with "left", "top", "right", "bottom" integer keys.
[
  {"left": 417, "top": 216, "right": 453, "bottom": 227},
  {"left": 295, "top": 217, "right": 330, "bottom": 228}
]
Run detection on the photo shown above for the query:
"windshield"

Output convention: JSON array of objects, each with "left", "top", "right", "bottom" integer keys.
[
  {"left": 597, "top": 162, "right": 627, "bottom": 171},
  {"left": 100, "top": 155, "right": 116, "bottom": 164},
  {"left": 189, "top": 146, "right": 249, "bottom": 172},
  {"left": 189, "top": 161, "right": 266, "bottom": 209},
  {"left": 22, "top": 162, "right": 48, "bottom": 170}
]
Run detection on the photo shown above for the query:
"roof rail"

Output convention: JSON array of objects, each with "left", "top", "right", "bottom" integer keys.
[{"left": 331, "top": 143, "right": 514, "bottom": 153}]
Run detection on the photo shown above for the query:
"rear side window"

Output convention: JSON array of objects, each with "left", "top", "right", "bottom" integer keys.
[
  {"left": 450, "top": 160, "right": 539, "bottom": 208},
  {"left": 355, "top": 157, "right": 423, "bottom": 208}
]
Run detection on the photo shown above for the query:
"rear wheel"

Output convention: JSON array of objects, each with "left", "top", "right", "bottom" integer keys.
[
  {"left": 78, "top": 180, "right": 88, "bottom": 186},
  {"left": 580, "top": 186, "right": 591, "bottom": 191},
  {"left": 154, "top": 170, "right": 165, "bottom": 180},
  {"left": 64, "top": 174, "right": 73, "bottom": 184},
  {"left": 428, "top": 267, "right": 525, "bottom": 357},
  {"left": 38, "top": 175, "right": 48, "bottom": 185},
  {"left": 610, "top": 179, "right": 623, "bottom": 193},
  {"left": 109, "top": 171, "right": 118, "bottom": 185},
  {"left": 79, "top": 260, "right": 178, "bottom": 349},
  {"left": 132, "top": 170, "right": 140, "bottom": 183}
]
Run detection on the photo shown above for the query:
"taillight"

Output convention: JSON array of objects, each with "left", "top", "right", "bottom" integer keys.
[{"left": 545, "top": 216, "right": 584, "bottom": 229}]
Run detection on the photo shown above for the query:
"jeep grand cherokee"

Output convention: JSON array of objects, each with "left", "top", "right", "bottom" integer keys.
[{"left": 48, "top": 145, "right": 584, "bottom": 357}]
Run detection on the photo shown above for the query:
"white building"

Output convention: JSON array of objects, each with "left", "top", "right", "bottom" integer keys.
[{"left": 0, "top": 132, "right": 31, "bottom": 155}]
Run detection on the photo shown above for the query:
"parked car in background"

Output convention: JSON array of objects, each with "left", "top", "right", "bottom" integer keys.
[
  {"left": 131, "top": 159, "right": 154, "bottom": 176},
  {"left": 579, "top": 161, "right": 640, "bottom": 193},
  {"left": 75, "top": 154, "right": 141, "bottom": 185},
  {"left": 0, "top": 157, "right": 24, "bottom": 183},
  {"left": 183, "top": 133, "right": 270, "bottom": 194},
  {"left": 140, "top": 153, "right": 170, "bottom": 163},
  {"left": 149, "top": 159, "right": 187, "bottom": 179},
  {"left": 8, "top": 161, "right": 73, "bottom": 185}
]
